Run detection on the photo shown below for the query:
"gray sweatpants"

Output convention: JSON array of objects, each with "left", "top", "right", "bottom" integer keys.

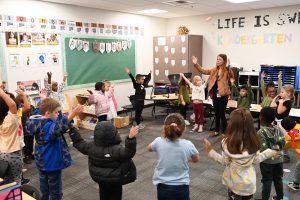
[{"left": 0, "top": 150, "right": 22, "bottom": 183}]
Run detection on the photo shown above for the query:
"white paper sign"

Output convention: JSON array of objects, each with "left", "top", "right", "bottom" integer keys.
[
  {"left": 157, "top": 37, "right": 166, "bottom": 46},
  {"left": 171, "top": 60, "right": 175, "bottom": 66},
  {"left": 170, "top": 36, "right": 175, "bottom": 43},
  {"left": 164, "top": 57, "right": 169, "bottom": 64},
  {"left": 182, "top": 60, "right": 186, "bottom": 67},
  {"left": 155, "top": 58, "right": 159, "bottom": 64},
  {"left": 181, "top": 47, "right": 186, "bottom": 54},
  {"left": 171, "top": 48, "right": 175, "bottom": 54}
]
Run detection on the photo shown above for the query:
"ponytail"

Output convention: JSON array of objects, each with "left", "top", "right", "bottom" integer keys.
[{"left": 163, "top": 113, "right": 185, "bottom": 141}]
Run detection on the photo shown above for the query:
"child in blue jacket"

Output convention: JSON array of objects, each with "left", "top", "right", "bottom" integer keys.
[{"left": 26, "top": 98, "right": 82, "bottom": 200}]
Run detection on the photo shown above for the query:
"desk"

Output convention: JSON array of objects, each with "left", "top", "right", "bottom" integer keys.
[{"left": 145, "top": 93, "right": 180, "bottom": 118}]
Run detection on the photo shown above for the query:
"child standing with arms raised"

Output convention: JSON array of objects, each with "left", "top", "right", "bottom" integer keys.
[
  {"left": 125, "top": 67, "right": 151, "bottom": 128},
  {"left": 148, "top": 113, "right": 200, "bottom": 200},
  {"left": 230, "top": 78, "right": 253, "bottom": 109},
  {"left": 257, "top": 107, "right": 285, "bottom": 200},
  {"left": 178, "top": 75, "right": 191, "bottom": 126},
  {"left": 203, "top": 108, "right": 277, "bottom": 200},
  {"left": 180, "top": 73, "right": 206, "bottom": 132},
  {"left": 260, "top": 71, "right": 282, "bottom": 107}
]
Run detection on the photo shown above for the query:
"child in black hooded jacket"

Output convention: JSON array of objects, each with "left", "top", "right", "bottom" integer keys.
[{"left": 68, "top": 121, "right": 139, "bottom": 200}]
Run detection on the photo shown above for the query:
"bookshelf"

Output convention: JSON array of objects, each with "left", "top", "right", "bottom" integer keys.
[{"left": 75, "top": 94, "right": 98, "bottom": 130}]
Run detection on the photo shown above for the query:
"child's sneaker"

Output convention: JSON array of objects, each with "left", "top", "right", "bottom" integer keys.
[
  {"left": 198, "top": 125, "right": 203, "bottom": 133},
  {"left": 283, "top": 155, "right": 290, "bottom": 163},
  {"left": 192, "top": 124, "right": 198, "bottom": 131},
  {"left": 288, "top": 181, "right": 300, "bottom": 191},
  {"left": 138, "top": 123, "right": 145, "bottom": 130},
  {"left": 184, "top": 120, "right": 190, "bottom": 126}
]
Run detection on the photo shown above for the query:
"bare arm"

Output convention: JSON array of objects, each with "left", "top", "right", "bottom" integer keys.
[
  {"left": 180, "top": 73, "right": 191, "bottom": 85},
  {"left": 192, "top": 56, "right": 212, "bottom": 75},
  {"left": 0, "top": 88, "right": 17, "bottom": 114},
  {"left": 15, "top": 89, "right": 30, "bottom": 113}
]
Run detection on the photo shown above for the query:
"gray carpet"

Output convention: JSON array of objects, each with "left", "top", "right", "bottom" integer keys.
[{"left": 23, "top": 107, "right": 300, "bottom": 200}]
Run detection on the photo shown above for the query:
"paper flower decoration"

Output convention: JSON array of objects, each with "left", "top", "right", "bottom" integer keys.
[{"left": 177, "top": 26, "right": 189, "bottom": 35}]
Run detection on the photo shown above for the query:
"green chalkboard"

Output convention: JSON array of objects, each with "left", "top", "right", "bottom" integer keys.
[{"left": 65, "top": 37, "right": 135, "bottom": 86}]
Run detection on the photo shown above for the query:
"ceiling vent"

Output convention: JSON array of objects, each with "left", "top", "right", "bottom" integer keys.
[{"left": 163, "top": 0, "right": 195, "bottom": 6}]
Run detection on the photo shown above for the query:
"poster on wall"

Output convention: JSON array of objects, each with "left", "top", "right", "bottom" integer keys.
[
  {"left": 23, "top": 54, "right": 34, "bottom": 67},
  {"left": 50, "top": 53, "right": 59, "bottom": 65},
  {"left": 46, "top": 33, "right": 59, "bottom": 45},
  {"left": 9, "top": 54, "right": 21, "bottom": 68},
  {"left": 19, "top": 32, "right": 31, "bottom": 48},
  {"left": 6, "top": 32, "right": 18, "bottom": 47},
  {"left": 37, "top": 53, "right": 46, "bottom": 65},
  {"left": 17, "top": 80, "right": 41, "bottom": 94},
  {"left": 32, "top": 33, "right": 45, "bottom": 45}
]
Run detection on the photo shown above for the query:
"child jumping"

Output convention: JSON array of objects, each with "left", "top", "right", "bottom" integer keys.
[
  {"left": 125, "top": 67, "right": 151, "bottom": 128},
  {"left": 68, "top": 122, "right": 139, "bottom": 200},
  {"left": 148, "top": 113, "right": 200, "bottom": 200},
  {"left": 257, "top": 106, "right": 285, "bottom": 200},
  {"left": 26, "top": 98, "right": 83, "bottom": 200},
  {"left": 203, "top": 108, "right": 277, "bottom": 200},
  {"left": 180, "top": 73, "right": 206, "bottom": 132}
]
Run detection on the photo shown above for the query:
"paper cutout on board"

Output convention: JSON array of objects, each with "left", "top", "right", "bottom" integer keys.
[
  {"left": 19, "top": 32, "right": 31, "bottom": 48},
  {"left": 127, "top": 40, "right": 132, "bottom": 49},
  {"left": 93, "top": 41, "right": 100, "bottom": 52},
  {"left": 6, "top": 32, "right": 18, "bottom": 47},
  {"left": 182, "top": 60, "right": 186, "bottom": 67},
  {"left": 181, "top": 47, "right": 186, "bottom": 54},
  {"left": 122, "top": 40, "right": 127, "bottom": 50},
  {"left": 50, "top": 53, "right": 59, "bottom": 65},
  {"left": 76, "top": 40, "right": 83, "bottom": 51},
  {"left": 32, "top": 33, "right": 45, "bottom": 45},
  {"left": 9, "top": 54, "right": 21, "bottom": 68},
  {"left": 170, "top": 36, "right": 175, "bottom": 43},
  {"left": 46, "top": 33, "right": 59, "bottom": 45},
  {"left": 116, "top": 42, "right": 122, "bottom": 52},
  {"left": 171, "top": 60, "right": 175, "bottom": 66},
  {"left": 164, "top": 57, "right": 169, "bottom": 64},
  {"left": 164, "top": 46, "right": 168, "bottom": 53},
  {"left": 111, "top": 42, "right": 117, "bottom": 53},
  {"left": 155, "top": 69, "right": 159, "bottom": 76},
  {"left": 154, "top": 46, "right": 159, "bottom": 53},
  {"left": 164, "top": 70, "right": 169, "bottom": 77},
  {"left": 181, "top": 35, "right": 186, "bottom": 42},
  {"left": 171, "top": 48, "right": 175, "bottom": 54},
  {"left": 158, "top": 37, "right": 166, "bottom": 46},
  {"left": 155, "top": 58, "right": 159, "bottom": 64},
  {"left": 69, "top": 38, "right": 76, "bottom": 50},
  {"left": 37, "top": 53, "right": 46, "bottom": 65},
  {"left": 106, "top": 43, "right": 112, "bottom": 53},
  {"left": 23, "top": 54, "right": 33, "bottom": 67},
  {"left": 17, "top": 80, "right": 41, "bottom": 93},
  {"left": 99, "top": 43, "right": 105, "bottom": 54},
  {"left": 82, "top": 41, "right": 89, "bottom": 52}
]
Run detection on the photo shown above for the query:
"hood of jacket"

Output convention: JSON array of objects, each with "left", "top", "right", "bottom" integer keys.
[
  {"left": 94, "top": 121, "right": 121, "bottom": 147},
  {"left": 221, "top": 141, "right": 258, "bottom": 167}
]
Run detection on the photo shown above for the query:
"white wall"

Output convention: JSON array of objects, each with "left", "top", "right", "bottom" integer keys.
[
  {"left": 167, "top": 5, "right": 300, "bottom": 73},
  {"left": 0, "top": 0, "right": 167, "bottom": 110}
]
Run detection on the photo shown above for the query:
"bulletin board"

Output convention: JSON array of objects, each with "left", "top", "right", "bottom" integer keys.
[{"left": 64, "top": 37, "right": 136, "bottom": 86}]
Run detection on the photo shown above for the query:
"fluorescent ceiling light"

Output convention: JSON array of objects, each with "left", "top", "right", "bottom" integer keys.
[
  {"left": 138, "top": 9, "right": 168, "bottom": 14},
  {"left": 224, "top": 0, "right": 261, "bottom": 3}
]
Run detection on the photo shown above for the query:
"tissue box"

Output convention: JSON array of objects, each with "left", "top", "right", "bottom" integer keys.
[{"left": 114, "top": 116, "right": 130, "bottom": 128}]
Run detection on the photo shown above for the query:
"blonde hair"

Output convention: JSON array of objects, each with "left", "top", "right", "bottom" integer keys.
[
  {"left": 192, "top": 75, "right": 202, "bottom": 85},
  {"left": 282, "top": 84, "right": 295, "bottom": 103}
]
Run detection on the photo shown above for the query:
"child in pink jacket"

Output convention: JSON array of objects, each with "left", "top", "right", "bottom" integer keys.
[{"left": 88, "top": 81, "right": 114, "bottom": 122}]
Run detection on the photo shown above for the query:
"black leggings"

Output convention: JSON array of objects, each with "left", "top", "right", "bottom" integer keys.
[
  {"left": 213, "top": 96, "right": 228, "bottom": 133},
  {"left": 134, "top": 100, "right": 144, "bottom": 125},
  {"left": 180, "top": 103, "right": 189, "bottom": 120}
]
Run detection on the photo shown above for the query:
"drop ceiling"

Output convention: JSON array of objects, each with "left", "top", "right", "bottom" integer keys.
[{"left": 39, "top": 0, "right": 300, "bottom": 18}]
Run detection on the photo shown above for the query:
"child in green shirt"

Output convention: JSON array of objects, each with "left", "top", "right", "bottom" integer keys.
[
  {"left": 260, "top": 71, "right": 282, "bottom": 107},
  {"left": 178, "top": 78, "right": 190, "bottom": 126},
  {"left": 231, "top": 78, "right": 253, "bottom": 109}
]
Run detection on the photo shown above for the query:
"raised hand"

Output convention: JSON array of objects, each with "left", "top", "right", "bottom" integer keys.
[
  {"left": 72, "top": 104, "right": 84, "bottom": 115},
  {"left": 180, "top": 73, "right": 184, "bottom": 77},
  {"left": 191, "top": 56, "right": 198, "bottom": 65},
  {"left": 47, "top": 72, "right": 52, "bottom": 77},
  {"left": 87, "top": 90, "right": 93, "bottom": 95},
  {"left": 39, "top": 88, "right": 48, "bottom": 99},
  {"left": 15, "top": 89, "right": 26, "bottom": 97},
  {"left": 63, "top": 72, "right": 68, "bottom": 82},
  {"left": 261, "top": 71, "right": 266, "bottom": 80},
  {"left": 125, "top": 67, "right": 130, "bottom": 74},
  {"left": 278, "top": 71, "right": 282, "bottom": 80},
  {"left": 203, "top": 138, "right": 212, "bottom": 153},
  {"left": 128, "top": 126, "right": 139, "bottom": 139},
  {"left": 230, "top": 78, "right": 235, "bottom": 84}
]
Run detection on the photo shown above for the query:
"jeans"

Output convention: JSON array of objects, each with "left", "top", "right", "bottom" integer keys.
[
  {"left": 157, "top": 184, "right": 189, "bottom": 200},
  {"left": 213, "top": 96, "right": 228, "bottom": 133},
  {"left": 98, "top": 183, "right": 122, "bottom": 200},
  {"left": 39, "top": 170, "right": 63, "bottom": 200},
  {"left": 260, "top": 162, "right": 283, "bottom": 200}
]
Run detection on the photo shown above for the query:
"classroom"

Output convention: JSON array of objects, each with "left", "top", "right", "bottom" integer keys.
[{"left": 1, "top": 0, "right": 300, "bottom": 200}]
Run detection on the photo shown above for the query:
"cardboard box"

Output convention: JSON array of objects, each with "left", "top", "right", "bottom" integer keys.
[{"left": 114, "top": 116, "right": 130, "bottom": 128}]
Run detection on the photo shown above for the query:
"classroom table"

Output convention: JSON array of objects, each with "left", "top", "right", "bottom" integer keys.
[{"left": 145, "top": 93, "right": 180, "bottom": 118}]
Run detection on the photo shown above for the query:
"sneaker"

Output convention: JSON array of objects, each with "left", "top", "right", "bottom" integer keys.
[
  {"left": 184, "top": 120, "right": 190, "bottom": 126},
  {"left": 192, "top": 124, "right": 199, "bottom": 131},
  {"left": 138, "top": 123, "right": 145, "bottom": 130},
  {"left": 198, "top": 125, "right": 203, "bottom": 133},
  {"left": 288, "top": 181, "right": 300, "bottom": 191},
  {"left": 23, "top": 156, "right": 32, "bottom": 164},
  {"left": 283, "top": 156, "right": 290, "bottom": 163},
  {"left": 21, "top": 178, "right": 30, "bottom": 185}
]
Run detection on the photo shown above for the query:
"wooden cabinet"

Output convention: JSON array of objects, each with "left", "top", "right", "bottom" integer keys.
[
  {"left": 153, "top": 35, "right": 203, "bottom": 83},
  {"left": 76, "top": 94, "right": 98, "bottom": 130}
]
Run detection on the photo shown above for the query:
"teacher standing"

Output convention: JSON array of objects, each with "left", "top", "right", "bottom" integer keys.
[{"left": 192, "top": 54, "right": 233, "bottom": 137}]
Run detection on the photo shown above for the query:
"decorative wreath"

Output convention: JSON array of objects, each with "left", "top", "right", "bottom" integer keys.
[{"left": 177, "top": 26, "right": 189, "bottom": 35}]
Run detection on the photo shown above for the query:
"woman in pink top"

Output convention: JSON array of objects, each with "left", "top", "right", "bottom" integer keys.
[
  {"left": 0, "top": 87, "right": 28, "bottom": 183},
  {"left": 88, "top": 81, "right": 114, "bottom": 122}
]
